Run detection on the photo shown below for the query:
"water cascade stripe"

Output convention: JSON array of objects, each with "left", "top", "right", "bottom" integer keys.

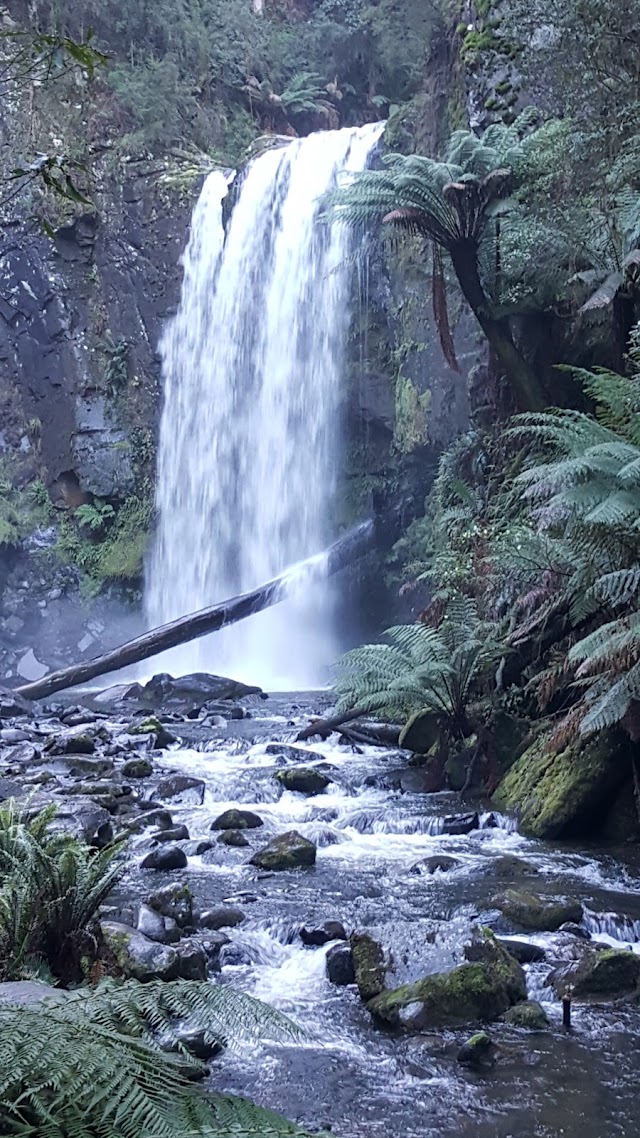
[{"left": 146, "top": 124, "right": 385, "bottom": 689}]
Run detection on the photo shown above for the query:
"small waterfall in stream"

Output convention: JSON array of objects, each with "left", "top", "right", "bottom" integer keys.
[{"left": 146, "top": 124, "right": 384, "bottom": 689}]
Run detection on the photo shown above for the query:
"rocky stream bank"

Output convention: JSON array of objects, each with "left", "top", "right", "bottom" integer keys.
[{"left": 2, "top": 676, "right": 640, "bottom": 1137}]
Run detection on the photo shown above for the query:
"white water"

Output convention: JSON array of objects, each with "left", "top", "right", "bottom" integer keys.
[{"left": 146, "top": 124, "right": 384, "bottom": 689}]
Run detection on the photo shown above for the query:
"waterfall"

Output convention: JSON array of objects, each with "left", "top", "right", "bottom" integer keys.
[{"left": 146, "top": 124, "right": 384, "bottom": 689}]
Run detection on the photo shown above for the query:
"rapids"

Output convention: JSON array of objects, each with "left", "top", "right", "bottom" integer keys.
[{"left": 122, "top": 694, "right": 640, "bottom": 1138}]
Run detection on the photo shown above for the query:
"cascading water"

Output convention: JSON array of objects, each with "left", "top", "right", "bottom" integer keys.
[{"left": 146, "top": 124, "right": 384, "bottom": 689}]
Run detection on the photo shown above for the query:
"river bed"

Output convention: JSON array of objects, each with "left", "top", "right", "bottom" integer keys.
[{"left": 122, "top": 694, "right": 640, "bottom": 1138}]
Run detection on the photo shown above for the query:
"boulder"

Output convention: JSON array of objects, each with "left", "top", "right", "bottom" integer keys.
[
  {"left": 210, "top": 809, "right": 263, "bottom": 831},
  {"left": 152, "top": 825, "right": 190, "bottom": 843},
  {"left": 497, "top": 938, "right": 546, "bottom": 965},
  {"left": 122, "top": 758, "right": 154, "bottom": 779},
  {"left": 0, "top": 687, "right": 32, "bottom": 719},
  {"left": 368, "top": 932, "right": 526, "bottom": 1029},
  {"left": 140, "top": 844, "right": 188, "bottom": 871},
  {"left": 141, "top": 672, "right": 262, "bottom": 705},
  {"left": 550, "top": 948, "right": 640, "bottom": 998},
  {"left": 249, "top": 830, "right": 316, "bottom": 871},
  {"left": 492, "top": 730, "right": 628, "bottom": 839},
  {"left": 101, "top": 921, "right": 178, "bottom": 981},
  {"left": 350, "top": 933, "right": 386, "bottom": 1001},
  {"left": 45, "top": 731, "right": 96, "bottom": 756},
  {"left": 398, "top": 709, "right": 439, "bottom": 753},
  {"left": 442, "top": 813, "right": 479, "bottom": 835},
  {"left": 147, "top": 883, "right": 193, "bottom": 927},
  {"left": 410, "top": 855, "right": 460, "bottom": 875},
  {"left": 504, "top": 1000, "right": 549, "bottom": 1029},
  {"left": 48, "top": 755, "right": 114, "bottom": 778},
  {"left": 216, "top": 829, "right": 249, "bottom": 847},
  {"left": 265, "top": 743, "right": 324, "bottom": 764},
  {"left": 175, "top": 939, "right": 207, "bottom": 981},
  {"left": 275, "top": 768, "right": 330, "bottom": 795},
  {"left": 457, "top": 1031, "right": 495, "bottom": 1068},
  {"left": 301, "top": 920, "right": 347, "bottom": 946},
  {"left": 326, "top": 943, "right": 356, "bottom": 986},
  {"left": 482, "top": 855, "right": 540, "bottom": 879},
  {"left": 49, "top": 797, "right": 113, "bottom": 847},
  {"left": 493, "top": 890, "right": 583, "bottom": 932},
  {"left": 0, "top": 980, "right": 65, "bottom": 1005},
  {"left": 129, "top": 716, "right": 176, "bottom": 749},
  {"left": 155, "top": 774, "right": 205, "bottom": 804},
  {"left": 199, "top": 907, "right": 245, "bottom": 931},
  {"left": 136, "top": 903, "right": 170, "bottom": 944}
]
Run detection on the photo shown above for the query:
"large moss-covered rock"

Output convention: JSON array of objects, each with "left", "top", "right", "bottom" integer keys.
[
  {"left": 504, "top": 1000, "right": 549, "bottom": 1029},
  {"left": 368, "top": 932, "right": 526, "bottom": 1029},
  {"left": 351, "top": 933, "right": 386, "bottom": 1001},
  {"left": 550, "top": 949, "right": 640, "bottom": 998},
  {"left": 249, "top": 830, "right": 316, "bottom": 871},
  {"left": 493, "top": 890, "right": 583, "bottom": 932},
  {"left": 211, "top": 809, "right": 263, "bottom": 830},
  {"left": 492, "top": 731, "right": 627, "bottom": 839},
  {"left": 274, "top": 768, "right": 330, "bottom": 795},
  {"left": 100, "top": 921, "right": 179, "bottom": 981}
]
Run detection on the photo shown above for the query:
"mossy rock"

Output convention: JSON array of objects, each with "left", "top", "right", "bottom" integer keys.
[
  {"left": 492, "top": 730, "right": 627, "bottom": 839},
  {"left": 350, "top": 933, "right": 386, "bottom": 1001},
  {"left": 216, "top": 829, "right": 249, "bottom": 848},
  {"left": 368, "top": 932, "right": 526, "bottom": 1029},
  {"left": 121, "top": 757, "right": 153, "bottom": 779},
  {"left": 551, "top": 949, "right": 640, "bottom": 998},
  {"left": 399, "top": 710, "right": 439, "bottom": 754},
  {"left": 249, "top": 830, "right": 316, "bottom": 871},
  {"left": 457, "top": 1030, "right": 495, "bottom": 1067},
  {"left": 129, "top": 716, "right": 176, "bottom": 749},
  {"left": 493, "top": 890, "right": 583, "bottom": 932},
  {"left": 146, "top": 883, "right": 193, "bottom": 927},
  {"left": 274, "top": 768, "right": 330, "bottom": 795},
  {"left": 211, "top": 809, "right": 263, "bottom": 831},
  {"left": 504, "top": 1000, "right": 549, "bottom": 1029}
]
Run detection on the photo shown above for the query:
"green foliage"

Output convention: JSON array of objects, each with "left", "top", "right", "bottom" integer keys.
[
  {"left": 75, "top": 499, "right": 116, "bottom": 531},
  {"left": 0, "top": 802, "right": 124, "bottom": 984},
  {"left": 57, "top": 494, "right": 152, "bottom": 594},
  {"left": 334, "top": 597, "right": 498, "bottom": 737},
  {"left": 0, "top": 463, "right": 53, "bottom": 547}
]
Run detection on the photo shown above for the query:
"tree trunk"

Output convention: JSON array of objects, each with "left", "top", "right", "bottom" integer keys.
[
  {"left": 15, "top": 522, "right": 374, "bottom": 702},
  {"left": 449, "top": 242, "right": 545, "bottom": 412}
]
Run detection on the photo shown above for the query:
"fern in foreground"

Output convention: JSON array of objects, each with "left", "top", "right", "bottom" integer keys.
[{"left": 0, "top": 979, "right": 309, "bottom": 1138}]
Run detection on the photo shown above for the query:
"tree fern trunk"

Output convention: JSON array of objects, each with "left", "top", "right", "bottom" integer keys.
[{"left": 449, "top": 242, "right": 545, "bottom": 412}]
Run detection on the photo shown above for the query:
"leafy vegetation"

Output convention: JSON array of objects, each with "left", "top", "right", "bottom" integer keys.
[
  {"left": 0, "top": 802, "right": 312, "bottom": 1138},
  {"left": 56, "top": 494, "right": 153, "bottom": 595}
]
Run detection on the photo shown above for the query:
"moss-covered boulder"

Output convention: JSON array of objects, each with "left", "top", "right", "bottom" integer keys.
[
  {"left": 249, "top": 830, "right": 316, "bottom": 871},
  {"left": 492, "top": 730, "right": 627, "bottom": 839},
  {"left": 129, "top": 716, "right": 176, "bottom": 749},
  {"left": 216, "top": 829, "right": 249, "bottom": 847},
  {"left": 457, "top": 1030, "right": 495, "bottom": 1068},
  {"left": 211, "top": 809, "right": 263, "bottom": 830},
  {"left": 146, "top": 883, "right": 193, "bottom": 927},
  {"left": 368, "top": 932, "right": 526, "bottom": 1029},
  {"left": 504, "top": 1000, "right": 549, "bottom": 1029},
  {"left": 121, "top": 757, "right": 153, "bottom": 779},
  {"left": 274, "top": 768, "right": 330, "bottom": 795},
  {"left": 100, "top": 921, "right": 179, "bottom": 981},
  {"left": 550, "top": 949, "right": 640, "bottom": 998},
  {"left": 493, "top": 890, "right": 583, "bottom": 932},
  {"left": 350, "top": 933, "right": 386, "bottom": 1001}
]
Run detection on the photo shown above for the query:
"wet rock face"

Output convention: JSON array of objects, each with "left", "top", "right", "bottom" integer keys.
[
  {"left": 368, "top": 933, "right": 526, "bottom": 1030},
  {"left": 249, "top": 830, "right": 317, "bottom": 871},
  {"left": 326, "top": 944, "right": 356, "bottom": 987},
  {"left": 550, "top": 949, "right": 640, "bottom": 999},
  {"left": 274, "top": 767, "right": 330, "bottom": 795},
  {"left": 100, "top": 921, "right": 180, "bottom": 981},
  {"left": 504, "top": 1000, "right": 549, "bottom": 1030},
  {"left": 350, "top": 933, "right": 386, "bottom": 1002},
  {"left": 493, "top": 890, "right": 583, "bottom": 933}
]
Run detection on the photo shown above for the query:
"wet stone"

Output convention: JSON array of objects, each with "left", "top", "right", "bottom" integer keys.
[
  {"left": 249, "top": 830, "right": 316, "bottom": 871},
  {"left": 136, "top": 903, "right": 170, "bottom": 944},
  {"left": 351, "top": 932, "right": 386, "bottom": 1002},
  {"left": 326, "top": 943, "right": 356, "bottom": 987},
  {"left": 265, "top": 743, "right": 325, "bottom": 764},
  {"left": 175, "top": 939, "right": 207, "bottom": 981},
  {"left": 497, "top": 938, "right": 547, "bottom": 965},
  {"left": 494, "top": 890, "right": 583, "bottom": 932},
  {"left": 151, "top": 824, "right": 190, "bottom": 843},
  {"left": 410, "top": 855, "right": 460, "bottom": 875},
  {"left": 301, "top": 920, "right": 347, "bottom": 946},
  {"left": 147, "top": 883, "right": 193, "bottom": 927},
  {"left": 211, "top": 809, "right": 263, "bottom": 830},
  {"left": 275, "top": 767, "right": 331, "bottom": 795},
  {"left": 121, "top": 757, "right": 154, "bottom": 779},
  {"left": 457, "top": 1031, "right": 495, "bottom": 1068},
  {"left": 504, "top": 1001, "right": 550, "bottom": 1030},
  {"left": 442, "top": 812, "right": 479, "bottom": 835},
  {"left": 217, "top": 829, "right": 250, "bottom": 847},
  {"left": 199, "top": 907, "right": 246, "bottom": 931},
  {"left": 140, "top": 844, "right": 188, "bottom": 870},
  {"left": 155, "top": 774, "right": 205, "bottom": 804},
  {"left": 101, "top": 921, "right": 179, "bottom": 981}
]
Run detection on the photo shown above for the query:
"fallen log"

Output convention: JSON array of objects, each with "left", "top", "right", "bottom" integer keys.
[{"left": 15, "top": 521, "right": 374, "bottom": 702}]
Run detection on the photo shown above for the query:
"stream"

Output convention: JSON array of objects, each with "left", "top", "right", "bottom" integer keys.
[{"left": 122, "top": 693, "right": 640, "bottom": 1138}]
